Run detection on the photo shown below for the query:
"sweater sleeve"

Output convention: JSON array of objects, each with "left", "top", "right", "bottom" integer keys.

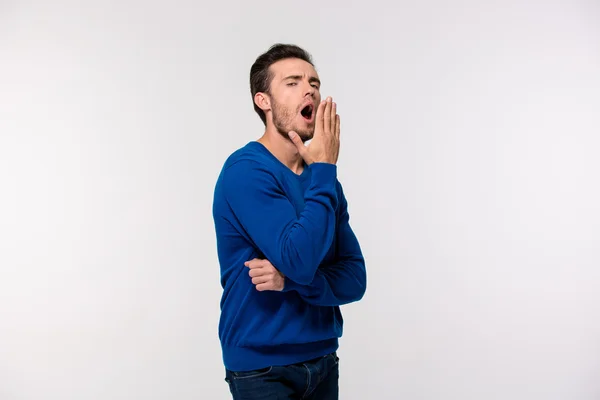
[
  {"left": 282, "top": 184, "right": 367, "bottom": 306},
  {"left": 222, "top": 159, "right": 339, "bottom": 285}
]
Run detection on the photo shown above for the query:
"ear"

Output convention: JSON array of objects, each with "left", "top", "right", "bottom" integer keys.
[{"left": 254, "top": 92, "right": 271, "bottom": 113}]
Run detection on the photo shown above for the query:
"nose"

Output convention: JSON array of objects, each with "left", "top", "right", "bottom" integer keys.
[{"left": 305, "top": 82, "right": 315, "bottom": 97}]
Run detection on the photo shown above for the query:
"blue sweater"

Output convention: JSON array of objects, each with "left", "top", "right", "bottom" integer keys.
[{"left": 212, "top": 141, "right": 366, "bottom": 371}]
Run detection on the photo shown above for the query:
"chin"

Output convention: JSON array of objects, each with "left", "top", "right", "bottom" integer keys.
[
  {"left": 296, "top": 125, "right": 315, "bottom": 140},
  {"left": 297, "top": 131, "right": 314, "bottom": 142}
]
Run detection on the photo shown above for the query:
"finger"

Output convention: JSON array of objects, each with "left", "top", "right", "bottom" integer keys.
[
  {"left": 289, "top": 131, "right": 313, "bottom": 163},
  {"left": 288, "top": 131, "right": 305, "bottom": 152},
  {"left": 246, "top": 259, "right": 267, "bottom": 268},
  {"left": 335, "top": 114, "right": 340, "bottom": 139},
  {"left": 314, "top": 100, "right": 326, "bottom": 136},
  {"left": 248, "top": 267, "right": 266, "bottom": 278},
  {"left": 252, "top": 275, "right": 271, "bottom": 285},
  {"left": 246, "top": 262, "right": 261, "bottom": 269},
  {"left": 331, "top": 102, "right": 337, "bottom": 133},
  {"left": 323, "top": 97, "right": 332, "bottom": 134},
  {"left": 255, "top": 282, "right": 273, "bottom": 291},
  {"left": 244, "top": 258, "right": 260, "bottom": 267}
]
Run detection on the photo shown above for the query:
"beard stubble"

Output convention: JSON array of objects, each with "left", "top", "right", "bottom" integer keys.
[{"left": 271, "top": 99, "right": 314, "bottom": 142}]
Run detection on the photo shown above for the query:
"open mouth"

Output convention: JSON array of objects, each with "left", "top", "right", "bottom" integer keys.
[{"left": 300, "top": 104, "right": 314, "bottom": 121}]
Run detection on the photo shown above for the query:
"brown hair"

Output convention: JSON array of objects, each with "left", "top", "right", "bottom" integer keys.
[{"left": 250, "top": 44, "right": 314, "bottom": 125}]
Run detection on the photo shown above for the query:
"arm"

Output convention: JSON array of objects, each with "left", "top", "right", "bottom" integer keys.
[
  {"left": 282, "top": 184, "right": 367, "bottom": 306},
  {"left": 223, "top": 159, "right": 339, "bottom": 285}
]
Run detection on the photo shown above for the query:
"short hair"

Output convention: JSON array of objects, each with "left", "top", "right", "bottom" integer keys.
[{"left": 249, "top": 43, "right": 314, "bottom": 125}]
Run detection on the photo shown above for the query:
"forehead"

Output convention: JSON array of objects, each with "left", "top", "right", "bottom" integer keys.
[{"left": 270, "top": 58, "right": 319, "bottom": 80}]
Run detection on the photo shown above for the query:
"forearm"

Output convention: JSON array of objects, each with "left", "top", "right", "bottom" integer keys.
[
  {"left": 282, "top": 181, "right": 367, "bottom": 306},
  {"left": 224, "top": 160, "right": 339, "bottom": 285},
  {"left": 283, "top": 258, "right": 366, "bottom": 306}
]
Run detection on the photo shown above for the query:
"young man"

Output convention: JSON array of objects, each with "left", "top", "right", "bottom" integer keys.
[{"left": 212, "top": 43, "right": 367, "bottom": 399}]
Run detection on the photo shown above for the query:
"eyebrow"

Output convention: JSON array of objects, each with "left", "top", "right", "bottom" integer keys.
[{"left": 283, "top": 75, "right": 321, "bottom": 86}]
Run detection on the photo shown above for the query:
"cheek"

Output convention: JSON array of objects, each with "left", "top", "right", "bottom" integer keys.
[{"left": 280, "top": 100, "right": 297, "bottom": 115}]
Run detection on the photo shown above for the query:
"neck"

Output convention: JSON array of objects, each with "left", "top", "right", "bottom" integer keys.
[{"left": 257, "top": 124, "right": 305, "bottom": 175}]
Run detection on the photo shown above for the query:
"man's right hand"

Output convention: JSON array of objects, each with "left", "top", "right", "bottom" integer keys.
[{"left": 288, "top": 96, "right": 340, "bottom": 165}]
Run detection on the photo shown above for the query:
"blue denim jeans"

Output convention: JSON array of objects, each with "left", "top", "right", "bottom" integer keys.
[{"left": 224, "top": 352, "right": 339, "bottom": 399}]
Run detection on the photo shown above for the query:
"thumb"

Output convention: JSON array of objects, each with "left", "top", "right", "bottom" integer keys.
[{"left": 288, "top": 131, "right": 306, "bottom": 153}]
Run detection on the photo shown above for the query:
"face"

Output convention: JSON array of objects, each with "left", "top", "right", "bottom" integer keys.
[{"left": 259, "top": 58, "right": 321, "bottom": 141}]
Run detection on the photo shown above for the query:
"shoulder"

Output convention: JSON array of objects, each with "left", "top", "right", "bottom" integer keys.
[
  {"left": 225, "top": 142, "right": 277, "bottom": 169},
  {"left": 216, "top": 143, "right": 283, "bottom": 193},
  {"left": 223, "top": 157, "right": 276, "bottom": 183},
  {"left": 217, "top": 142, "right": 273, "bottom": 175}
]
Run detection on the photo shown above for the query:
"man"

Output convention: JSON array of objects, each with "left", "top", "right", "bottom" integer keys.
[{"left": 212, "top": 43, "right": 367, "bottom": 399}]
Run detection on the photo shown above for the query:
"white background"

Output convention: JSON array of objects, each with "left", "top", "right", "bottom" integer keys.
[{"left": 1, "top": 1, "right": 599, "bottom": 399}]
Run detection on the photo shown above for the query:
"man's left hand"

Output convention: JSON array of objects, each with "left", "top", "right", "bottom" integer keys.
[{"left": 245, "top": 258, "right": 285, "bottom": 291}]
